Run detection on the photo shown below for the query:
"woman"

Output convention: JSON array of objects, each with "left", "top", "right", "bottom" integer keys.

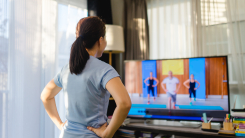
[
  {"left": 183, "top": 74, "right": 200, "bottom": 105},
  {"left": 144, "top": 72, "right": 159, "bottom": 104},
  {"left": 41, "top": 16, "right": 131, "bottom": 138}
]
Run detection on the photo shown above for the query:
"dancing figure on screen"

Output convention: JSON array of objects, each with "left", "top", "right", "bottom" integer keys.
[
  {"left": 161, "top": 71, "right": 180, "bottom": 109},
  {"left": 183, "top": 74, "right": 200, "bottom": 105},
  {"left": 144, "top": 72, "right": 159, "bottom": 104}
]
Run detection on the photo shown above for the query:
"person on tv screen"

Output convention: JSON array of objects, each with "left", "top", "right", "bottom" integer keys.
[
  {"left": 144, "top": 72, "right": 159, "bottom": 104},
  {"left": 183, "top": 74, "right": 200, "bottom": 105},
  {"left": 161, "top": 71, "right": 180, "bottom": 109}
]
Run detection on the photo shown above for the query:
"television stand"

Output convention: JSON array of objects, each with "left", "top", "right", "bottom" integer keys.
[{"left": 144, "top": 119, "right": 202, "bottom": 128}]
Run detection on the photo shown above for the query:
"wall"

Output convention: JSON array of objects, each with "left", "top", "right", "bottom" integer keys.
[
  {"left": 125, "top": 61, "right": 142, "bottom": 95},
  {"left": 205, "top": 57, "right": 228, "bottom": 97}
]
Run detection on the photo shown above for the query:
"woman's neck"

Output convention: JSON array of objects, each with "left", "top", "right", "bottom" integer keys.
[{"left": 86, "top": 49, "right": 98, "bottom": 57}]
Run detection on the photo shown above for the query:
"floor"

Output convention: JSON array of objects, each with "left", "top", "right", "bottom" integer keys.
[{"left": 129, "top": 94, "right": 229, "bottom": 111}]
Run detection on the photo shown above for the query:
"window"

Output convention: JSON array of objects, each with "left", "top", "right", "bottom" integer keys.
[{"left": 200, "top": 0, "right": 245, "bottom": 84}]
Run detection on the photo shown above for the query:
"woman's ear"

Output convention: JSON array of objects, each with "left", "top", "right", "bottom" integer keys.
[
  {"left": 75, "top": 31, "right": 79, "bottom": 38},
  {"left": 98, "top": 37, "right": 103, "bottom": 46}
]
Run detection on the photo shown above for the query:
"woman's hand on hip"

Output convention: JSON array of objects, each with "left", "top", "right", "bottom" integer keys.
[
  {"left": 87, "top": 122, "right": 108, "bottom": 138},
  {"left": 58, "top": 120, "right": 67, "bottom": 130}
]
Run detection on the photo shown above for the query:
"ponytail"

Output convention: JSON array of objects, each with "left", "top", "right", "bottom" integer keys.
[
  {"left": 69, "top": 16, "right": 106, "bottom": 75},
  {"left": 69, "top": 36, "right": 89, "bottom": 75}
]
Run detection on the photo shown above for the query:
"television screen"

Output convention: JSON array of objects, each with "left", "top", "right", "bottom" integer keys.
[{"left": 125, "top": 56, "right": 229, "bottom": 122}]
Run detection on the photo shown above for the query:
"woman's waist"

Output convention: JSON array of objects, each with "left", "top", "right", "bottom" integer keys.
[
  {"left": 64, "top": 120, "right": 106, "bottom": 131},
  {"left": 63, "top": 120, "right": 94, "bottom": 135},
  {"left": 63, "top": 120, "right": 86, "bottom": 133}
]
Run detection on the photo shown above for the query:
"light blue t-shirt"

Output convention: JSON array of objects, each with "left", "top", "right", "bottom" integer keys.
[{"left": 54, "top": 56, "right": 119, "bottom": 138}]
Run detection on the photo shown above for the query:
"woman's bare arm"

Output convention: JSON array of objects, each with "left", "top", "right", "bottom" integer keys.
[
  {"left": 183, "top": 79, "right": 190, "bottom": 89},
  {"left": 88, "top": 77, "right": 131, "bottom": 138},
  {"left": 153, "top": 78, "right": 159, "bottom": 87},
  {"left": 195, "top": 80, "right": 201, "bottom": 89},
  {"left": 103, "top": 77, "right": 131, "bottom": 138},
  {"left": 144, "top": 77, "right": 150, "bottom": 86},
  {"left": 40, "top": 79, "right": 66, "bottom": 130}
]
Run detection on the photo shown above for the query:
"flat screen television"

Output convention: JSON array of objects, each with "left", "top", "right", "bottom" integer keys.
[{"left": 125, "top": 56, "right": 229, "bottom": 122}]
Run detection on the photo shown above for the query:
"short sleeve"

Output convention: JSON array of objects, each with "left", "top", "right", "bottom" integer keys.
[
  {"left": 101, "top": 68, "right": 120, "bottom": 89},
  {"left": 53, "top": 71, "right": 63, "bottom": 88},
  {"left": 162, "top": 78, "right": 167, "bottom": 84},
  {"left": 175, "top": 78, "right": 180, "bottom": 84}
]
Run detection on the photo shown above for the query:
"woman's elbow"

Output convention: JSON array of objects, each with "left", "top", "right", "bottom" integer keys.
[
  {"left": 40, "top": 93, "right": 46, "bottom": 102},
  {"left": 40, "top": 91, "right": 49, "bottom": 102},
  {"left": 120, "top": 100, "right": 131, "bottom": 111},
  {"left": 126, "top": 100, "right": 132, "bottom": 110},
  {"left": 126, "top": 100, "right": 132, "bottom": 111}
]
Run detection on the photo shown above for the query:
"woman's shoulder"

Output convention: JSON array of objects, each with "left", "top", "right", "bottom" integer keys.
[
  {"left": 89, "top": 56, "right": 114, "bottom": 71},
  {"left": 185, "top": 79, "right": 190, "bottom": 82},
  {"left": 59, "top": 63, "right": 69, "bottom": 73},
  {"left": 92, "top": 56, "right": 111, "bottom": 65}
]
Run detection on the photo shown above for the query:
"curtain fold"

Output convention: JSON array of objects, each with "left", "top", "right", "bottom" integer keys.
[
  {"left": 7, "top": 0, "right": 58, "bottom": 138},
  {"left": 147, "top": 0, "right": 198, "bottom": 59},
  {"left": 8, "top": 0, "right": 44, "bottom": 137},
  {"left": 198, "top": 0, "right": 245, "bottom": 108},
  {"left": 0, "top": 0, "right": 87, "bottom": 138},
  {"left": 41, "top": 0, "right": 58, "bottom": 138},
  {"left": 147, "top": 0, "right": 245, "bottom": 109},
  {"left": 125, "top": 0, "right": 149, "bottom": 60}
]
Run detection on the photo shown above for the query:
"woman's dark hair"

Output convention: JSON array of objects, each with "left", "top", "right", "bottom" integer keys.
[{"left": 69, "top": 16, "right": 106, "bottom": 75}]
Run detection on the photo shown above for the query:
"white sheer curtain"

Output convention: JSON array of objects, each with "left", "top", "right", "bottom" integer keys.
[
  {"left": 147, "top": 0, "right": 245, "bottom": 108},
  {"left": 198, "top": 0, "right": 245, "bottom": 109},
  {"left": 0, "top": 0, "right": 10, "bottom": 137},
  {"left": 0, "top": 0, "right": 87, "bottom": 138},
  {"left": 147, "top": 0, "right": 198, "bottom": 59}
]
